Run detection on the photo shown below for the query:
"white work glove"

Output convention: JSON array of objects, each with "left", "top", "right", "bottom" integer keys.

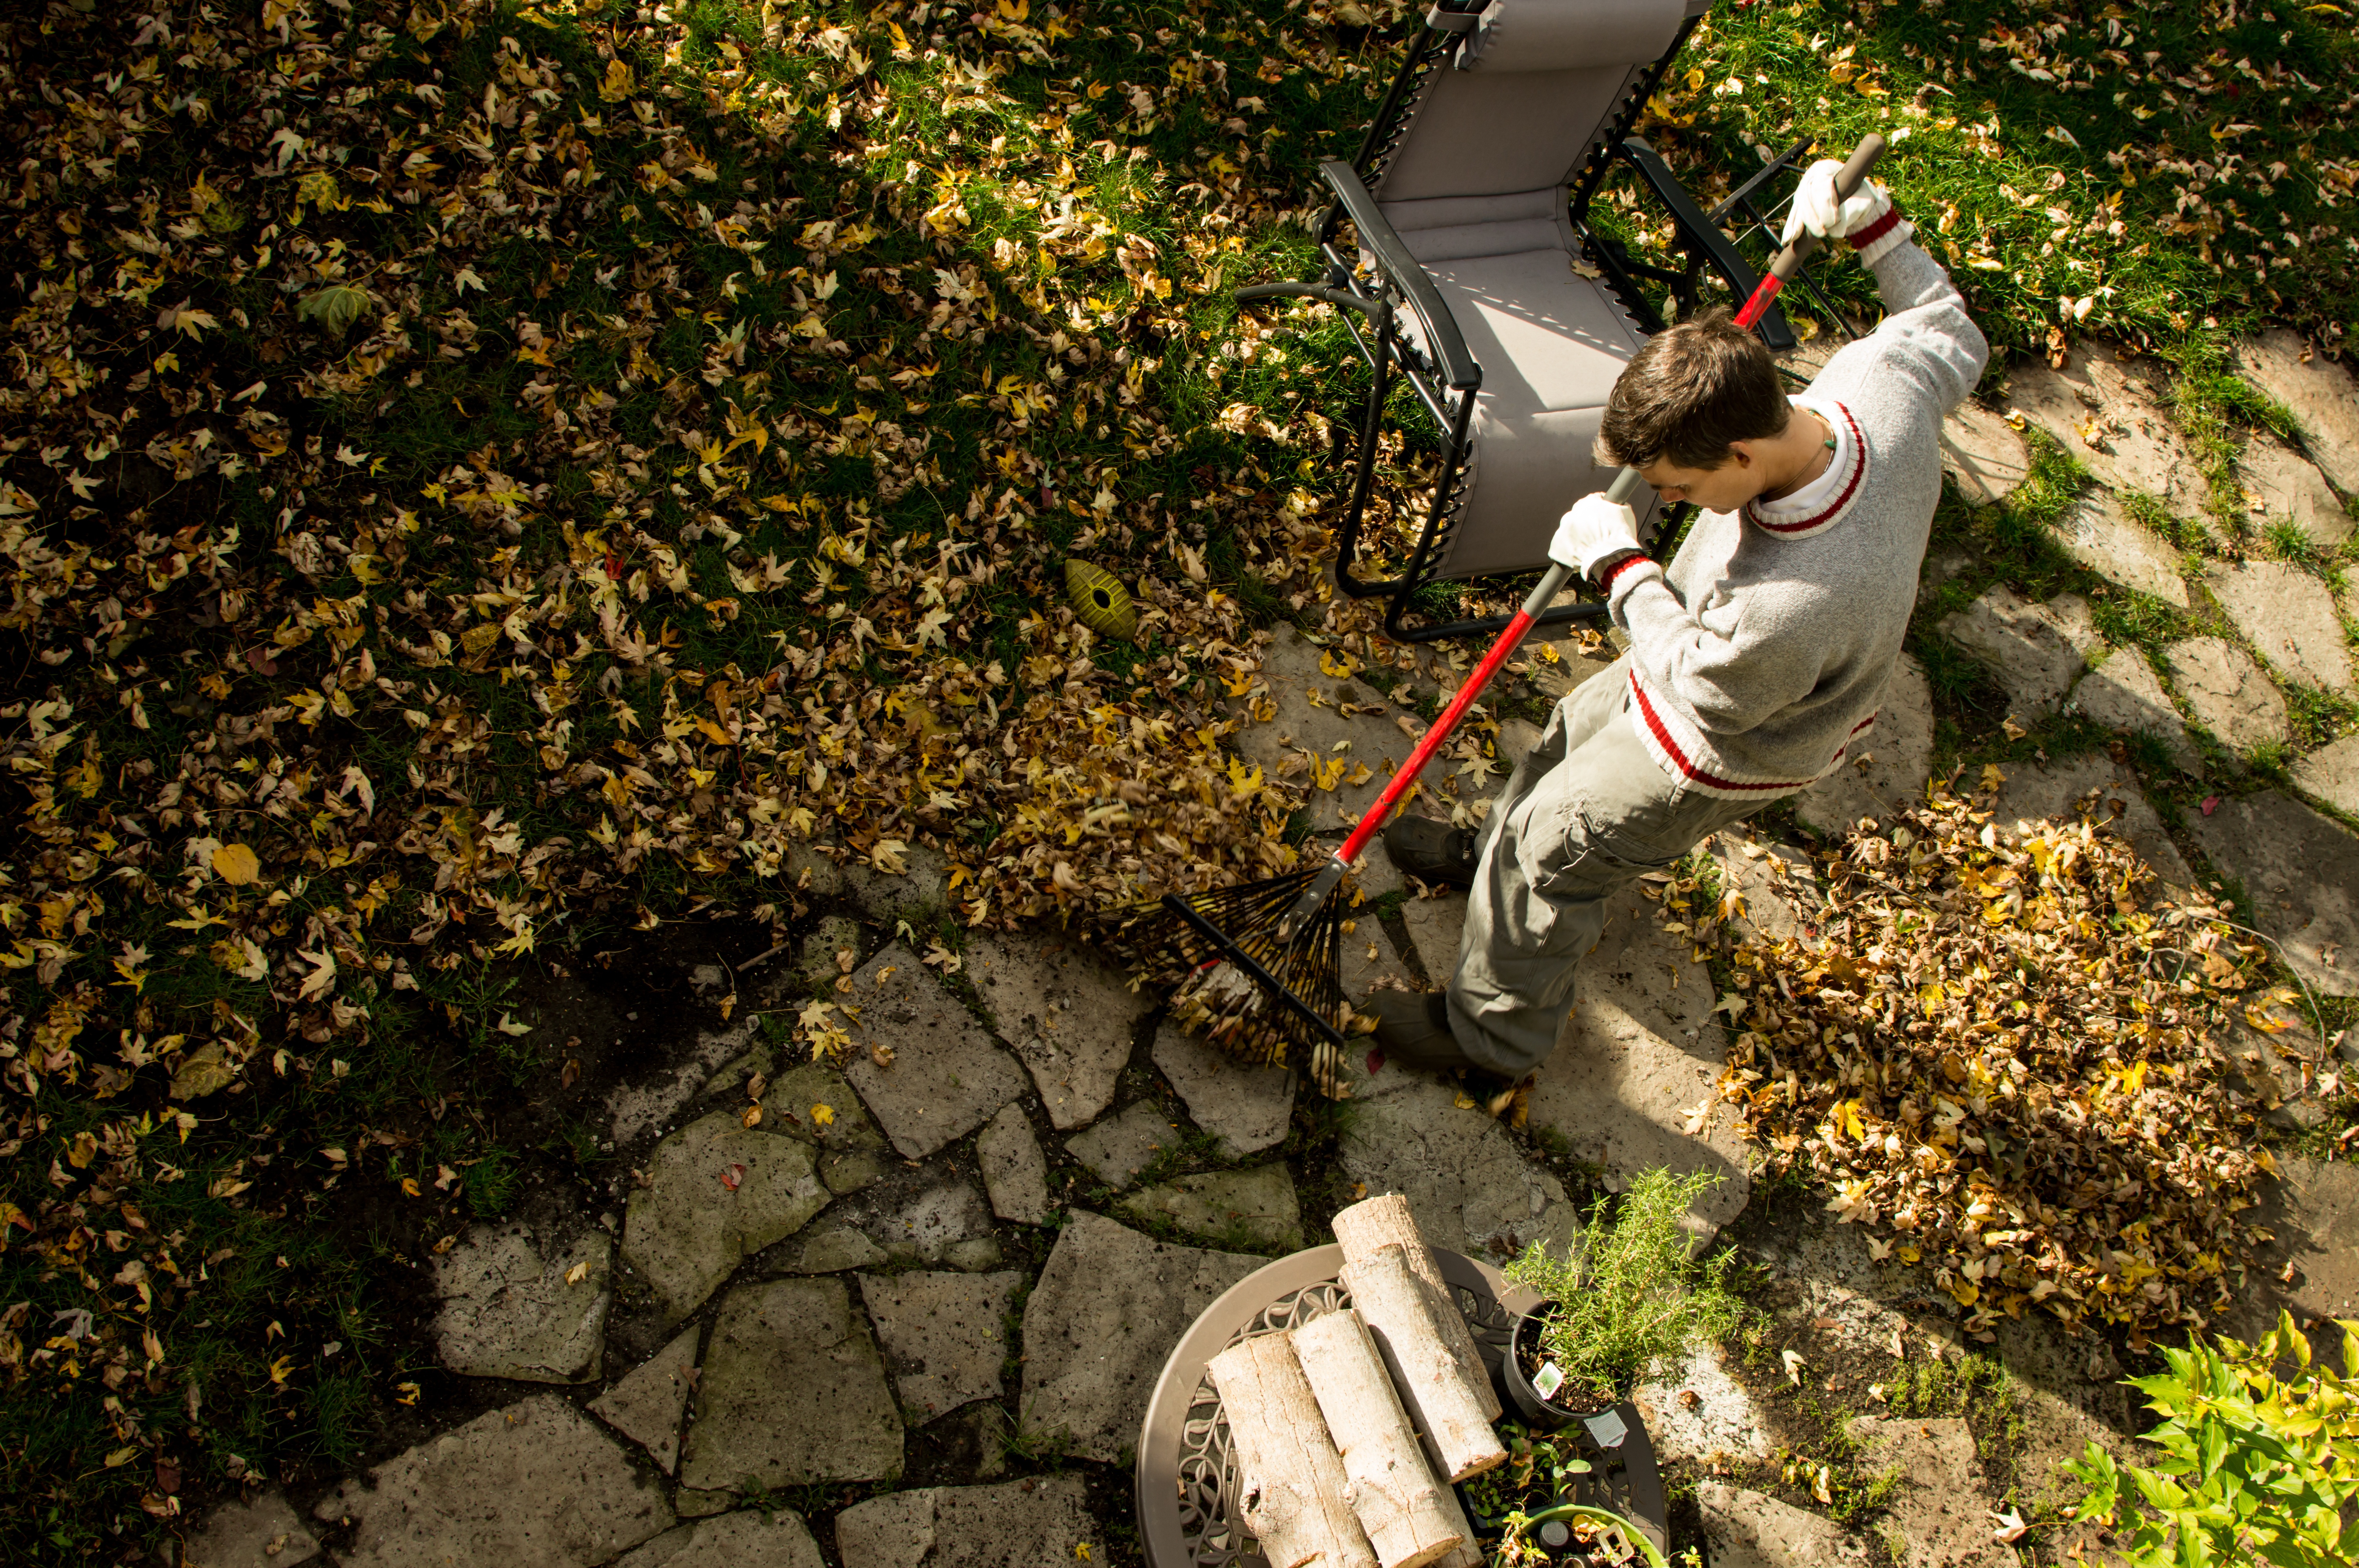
[
  {"left": 1780, "top": 159, "right": 1912, "bottom": 266},
  {"left": 1549, "top": 494, "right": 1641, "bottom": 581}
]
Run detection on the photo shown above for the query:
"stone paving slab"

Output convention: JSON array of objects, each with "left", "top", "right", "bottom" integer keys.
[
  {"left": 2207, "top": 560, "right": 2352, "bottom": 691},
  {"left": 781, "top": 1163, "right": 1005, "bottom": 1271},
  {"left": 2268, "top": 1156, "right": 2359, "bottom": 1327},
  {"left": 1150, "top": 1020, "right": 1294, "bottom": 1156},
  {"left": 2293, "top": 735, "right": 2359, "bottom": 815},
  {"left": 1238, "top": 626, "right": 1433, "bottom": 829},
  {"left": 2049, "top": 489, "right": 2190, "bottom": 606},
  {"left": 2164, "top": 636, "right": 2287, "bottom": 754},
  {"left": 1526, "top": 635, "right": 1623, "bottom": 702},
  {"left": 1400, "top": 891, "right": 1464, "bottom": 985},
  {"left": 1118, "top": 1163, "right": 1303, "bottom": 1249},
  {"left": 590, "top": 1323, "right": 701, "bottom": 1475},
  {"left": 1019, "top": 1211, "right": 1262, "bottom": 1463},
  {"left": 1849, "top": 1416, "right": 2013, "bottom": 1568},
  {"left": 1343, "top": 835, "right": 1406, "bottom": 899},
  {"left": 1990, "top": 755, "right": 2194, "bottom": 891},
  {"left": 2185, "top": 789, "right": 2359, "bottom": 995},
  {"left": 1939, "top": 398, "right": 2032, "bottom": 506},
  {"left": 968, "top": 933, "right": 1149, "bottom": 1130},
  {"left": 1708, "top": 835, "right": 1820, "bottom": 945},
  {"left": 2239, "top": 429, "right": 2353, "bottom": 546},
  {"left": 834, "top": 1475, "right": 1098, "bottom": 1568},
  {"left": 1696, "top": 1483, "right": 1866, "bottom": 1568},
  {"left": 1526, "top": 886, "right": 1750, "bottom": 1242},
  {"left": 612, "top": 1510, "right": 825, "bottom": 1568},
  {"left": 763, "top": 1061, "right": 889, "bottom": 1171},
  {"left": 1339, "top": 917, "right": 1419, "bottom": 1012},
  {"left": 840, "top": 943, "right": 1029, "bottom": 1160},
  {"left": 2065, "top": 646, "right": 2201, "bottom": 775},
  {"left": 1064, "top": 1100, "right": 1184, "bottom": 1190},
  {"left": 606, "top": 1010, "right": 768, "bottom": 1149},
  {"left": 840, "top": 841, "right": 952, "bottom": 922},
  {"left": 858, "top": 1269, "right": 1024, "bottom": 1422},
  {"left": 622, "top": 1109, "right": 831, "bottom": 1322},
  {"left": 1343, "top": 1080, "right": 1583, "bottom": 1258},
  {"left": 975, "top": 1102, "right": 1054, "bottom": 1223},
  {"left": 2009, "top": 347, "right": 2209, "bottom": 519},
  {"left": 1632, "top": 1344, "right": 1772, "bottom": 1464},
  {"left": 313, "top": 1395, "right": 674, "bottom": 1568},
  {"left": 1987, "top": 1313, "right": 2139, "bottom": 1532},
  {"left": 1936, "top": 584, "right": 2092, "bottom": 719},
  {"left": 432, "top": 1221, "right": 612, "bottom": 1384},
  {"left": 798, "top": 914, "right": 863, "bottom": 991},
  {"left": 183, "top": 1490, "right": 322, "bottom": 1568},
  {"left": 780, "top": 1224, "right": 889, "bottom": 1274},
  {"left": 2224, "top": 1016, "right": 2326, "bottom": 1130},
  {"left": 678, "top": 1277, "right": 902, "bottom": 1493},
  {"left": 1795, "top": 653, "right": 1933, "bottom": 834},
  {"left": 2232, "top": 329, "right": 2359, "bottom": 497}
]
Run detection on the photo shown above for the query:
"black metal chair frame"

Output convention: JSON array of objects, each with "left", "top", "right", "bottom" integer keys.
[{"left": 1240, "top": 2, "right": 1814, "bottom": 644}]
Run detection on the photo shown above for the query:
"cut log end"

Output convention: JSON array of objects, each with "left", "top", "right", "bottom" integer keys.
[
  {"left": 1207, "top": 1333, "right": 1379, "bottom": 1568},
  {"left": 1333, "top": 1192, "right": 1503, "bottom": 1423},
  {"left": 1291, "top": 1308, "right": 1467, "bottom": 1568}
]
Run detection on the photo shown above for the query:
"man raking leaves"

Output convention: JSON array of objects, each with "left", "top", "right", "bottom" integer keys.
[
  {"left": 1367, "top": 156, "right": 1990, "bottom": 1099},
  {"left": 1132, "top": 141, "right": 1963, "bottom": 1108}
]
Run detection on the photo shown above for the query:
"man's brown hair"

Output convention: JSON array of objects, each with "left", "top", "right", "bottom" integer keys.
[{"left": 1594, "top": 307, "right": 1788, "bottom": 472}]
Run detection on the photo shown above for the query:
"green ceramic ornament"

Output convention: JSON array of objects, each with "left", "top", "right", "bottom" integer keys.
[{"left": 1065, "top": 558, "right": 1140, "bottom": 641}]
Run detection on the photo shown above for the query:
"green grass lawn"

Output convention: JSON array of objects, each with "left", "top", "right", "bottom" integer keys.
[
  {"left": 1656, "top": 0, "right": 2359, "bottom": 352},
  {"left": 0, "top": 0, "right": 2350, "bottom": 1559}
]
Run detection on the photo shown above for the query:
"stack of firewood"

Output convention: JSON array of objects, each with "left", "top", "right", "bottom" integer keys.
[{"left": 1206, "top": 1194, "right": 1509, "bottom": 1568}]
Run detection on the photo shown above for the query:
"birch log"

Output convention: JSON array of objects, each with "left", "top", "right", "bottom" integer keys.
[
  {"left": 1340, "top": 1242, "right": 1506, "bottom": 1483},
  {"left": 1205, "top": 1335, "right": 1378, "bottom": 1568},
  {"left": 1290, "top": 1308, "right": 1466, "bottom": 1568},
  {"left": 1331, "top": 1193, "right": 1501, "bottom": 1421}
]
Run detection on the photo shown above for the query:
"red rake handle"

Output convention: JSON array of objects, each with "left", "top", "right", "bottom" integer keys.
[
  {"left": 1334, "top": 466, "right": 1643, "bottom": 868},
  {"left": 1734, "top": 133, "right": 1886, "bottom": 330}
]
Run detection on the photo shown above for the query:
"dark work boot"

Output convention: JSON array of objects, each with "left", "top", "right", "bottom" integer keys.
[
  {"left": 1364, "top": 993, "right": 1522, "bottom": 1118},
  {"left": 1383, "top": 815, "right": 1478, "bottom": 890},
  {"left": 1366, "top": 992, "right": 1476, "bottom": 1072}
]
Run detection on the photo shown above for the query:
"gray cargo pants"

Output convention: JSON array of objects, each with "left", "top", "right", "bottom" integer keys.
[{"left": 1445, "top": 655, "right": 1780, "bottom": 1076}]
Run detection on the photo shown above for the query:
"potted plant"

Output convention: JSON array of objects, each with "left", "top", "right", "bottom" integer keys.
[
  {"left": 1460, "top": 1424, "right": 1671, "bottom": 1567},
  {"left": 1500, "top": 1167, "right": 1741, "bottom": 1428}
]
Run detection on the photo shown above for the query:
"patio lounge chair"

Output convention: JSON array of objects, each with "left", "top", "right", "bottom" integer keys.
[{"left": 1240, "top": 0, "right": 1810, "bottom": 642}]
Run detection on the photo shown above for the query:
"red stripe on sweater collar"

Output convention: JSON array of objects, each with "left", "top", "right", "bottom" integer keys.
[{"left": 1744, "top": 401, "right": 1866, "bottom": 539}]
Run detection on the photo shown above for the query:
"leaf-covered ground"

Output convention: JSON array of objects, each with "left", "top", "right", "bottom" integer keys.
[
  {"left": 1, "top": 0, "right": 2351, "bottom": 1559},
  {"left": 1662, "top": 777, "right": 2295, "bottom": 1345}
]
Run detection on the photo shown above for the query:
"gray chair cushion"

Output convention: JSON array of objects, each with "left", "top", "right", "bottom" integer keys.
[
  {"left": 1382, "top": 186, "right": 1578, "bottom": 266},
  {"left": 1468, "top": 0, "right": 1688, "bottom": 73},
  {"left": 1375, "top": 61, "right": 1650, "bottom": 203},
  {"left": 1395, "top": 249, "right": 1657, "bottom": 581}
]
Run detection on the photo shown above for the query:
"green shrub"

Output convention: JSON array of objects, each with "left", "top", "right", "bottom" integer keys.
[
  {"left": 2066, "top": 1311, "right": 2359, "bottom": 1567},
  {"left": 1503, "top": 1167, "right": 1741, "bottom": 1406}
]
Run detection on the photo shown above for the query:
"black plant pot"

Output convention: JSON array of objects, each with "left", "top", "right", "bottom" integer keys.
[{"left": 1503, "top": 1300, "right": 1627, "bottom": 1430}]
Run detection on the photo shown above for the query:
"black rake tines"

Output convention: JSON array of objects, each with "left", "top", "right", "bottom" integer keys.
[{"left": 1155, "top": 869, "right": 1353, "bottom": 1082}]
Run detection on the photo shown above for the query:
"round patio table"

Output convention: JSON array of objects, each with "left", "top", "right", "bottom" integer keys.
[{"left": 1134, "top": 1244, "right": 1668, "bottom": 1566}]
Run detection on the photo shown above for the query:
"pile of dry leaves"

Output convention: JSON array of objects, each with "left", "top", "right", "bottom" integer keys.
[{"left": 1674, "top": 776, "right": 2300, "bottom": 1341}]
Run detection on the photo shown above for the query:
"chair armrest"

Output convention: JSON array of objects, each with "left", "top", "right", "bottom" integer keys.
[
  {"left": 1613, "top": 137, "right": 1799, "bottom": 352},
  {"left": 1317, "top": 158, "right": 1482, "bottom": 391}
]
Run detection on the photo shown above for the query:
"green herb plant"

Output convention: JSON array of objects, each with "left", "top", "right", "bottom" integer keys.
[
  {"left": 2065, "top": 1311, "right": 2359, "bottom": 1568},
  {"left": 1503, "top": 1167, "right": 1742, "bottom": 1408}
]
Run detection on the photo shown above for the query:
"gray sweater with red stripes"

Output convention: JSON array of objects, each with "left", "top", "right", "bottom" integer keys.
[{"left": 1603, "top": 236, "right": 1987, "bottom": 798}]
